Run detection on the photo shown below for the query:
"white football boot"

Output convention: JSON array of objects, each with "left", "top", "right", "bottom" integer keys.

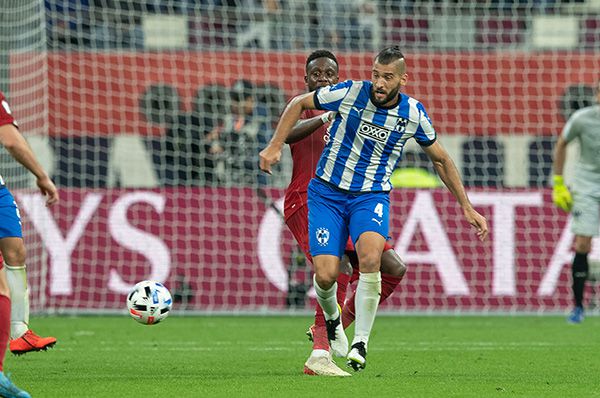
[
  {"left": 303, "top": 352, "right": 351, "bottom": 377},
  {"left": 347, "top": 342, "right": 367, "bottom": 371}
]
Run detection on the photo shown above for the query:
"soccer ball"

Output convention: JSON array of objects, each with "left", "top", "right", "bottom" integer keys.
[{"left": 127, "top": 280, "right": 173, "bottom": 325}]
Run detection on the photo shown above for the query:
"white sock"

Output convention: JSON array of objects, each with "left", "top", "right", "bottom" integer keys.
[
  {"left": 310, "top": 349, "right": 329, "bottom": 358},
  {"left": 352, "top": 272, "right": 381, "bottom": 349},
  {"left": 313, "top": 275, "right": 339, "bottom": 321},
  {"left": 5, "top": 263, "right": 29, "bottom": 339}
]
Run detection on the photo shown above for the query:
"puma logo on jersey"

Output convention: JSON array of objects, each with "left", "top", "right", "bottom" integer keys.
[
  {"left": 371, "top": 218, "right": 383, "bottom": 226},
  {"left": 358, "top": 121, "right": 391, "bottom": 143},
  {"left": 351, "top": 106, "right": 363, "bottom": 115}
]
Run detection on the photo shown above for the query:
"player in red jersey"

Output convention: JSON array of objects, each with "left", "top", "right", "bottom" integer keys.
[
  {"left": 283, "top": 50, "right": 406, "bottom": 376},
  {"left": 0, "top": 91, "right": 58, "bottom": 360}
]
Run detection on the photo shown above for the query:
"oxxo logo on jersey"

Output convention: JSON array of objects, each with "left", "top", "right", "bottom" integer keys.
[{"left": 358, "top": 121, "right": 391, "bottom": 143}]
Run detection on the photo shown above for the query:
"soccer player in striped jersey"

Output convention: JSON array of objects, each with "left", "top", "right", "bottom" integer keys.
[
  {"left": 552, "top": 80, "right": 600, "bottom": 324},
  {"left": 261, "top": 46, "right": 488, "bottom": 371},
  {"left": 284, "top": 50, "right": 407, "bottom": 376},
  {"left": 0, "top": 91, "right": 58, "bottom": 359}
]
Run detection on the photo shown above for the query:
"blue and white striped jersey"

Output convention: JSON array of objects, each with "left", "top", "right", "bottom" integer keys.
[{"left": 314, "top": 80, "right": 436, "bottom": 192}]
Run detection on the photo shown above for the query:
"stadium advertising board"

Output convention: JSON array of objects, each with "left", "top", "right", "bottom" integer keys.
[{"left": 15, "top": 188, "right": 600, "bottom": 312}]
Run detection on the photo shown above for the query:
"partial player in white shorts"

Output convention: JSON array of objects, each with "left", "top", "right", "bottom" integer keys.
[{"left": 571, "top": 190, "right": 600, "bottom": 237}]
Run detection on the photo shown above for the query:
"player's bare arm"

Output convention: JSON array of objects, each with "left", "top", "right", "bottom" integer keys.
[
  {"left": 286, "top": 112, "right": 334, "bottom": 144},
  {"left": 550, "top": 135, "right": 574, "bottom": 212},
  {"left": 552, "top": 135, "right": 568, "bottom": 176},
  {"left": 259, "top": 91, "right": 317, "bottom": 174},
  {"left": 423, "top": 141, "right": 488, "bottom": 241},
  {"left": 0, "top": 124, "right": 58, "bottom": 206}
]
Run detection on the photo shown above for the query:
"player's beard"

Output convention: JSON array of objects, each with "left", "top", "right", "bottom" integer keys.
[{"left": 371, "top": 85, "right": 400, "bottom": 107}]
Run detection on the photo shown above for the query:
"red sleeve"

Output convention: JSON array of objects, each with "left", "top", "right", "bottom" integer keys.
[{"left": 0, "top": 91, "right": 18, "bottom": 128}]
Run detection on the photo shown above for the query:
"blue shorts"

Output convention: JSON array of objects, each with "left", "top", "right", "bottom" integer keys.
[
  {"left": 308, "top": 178, "right": 390, "bottom": 258},
  {"left": 0, "top": 187, "right": 23, "bottom": 239}
]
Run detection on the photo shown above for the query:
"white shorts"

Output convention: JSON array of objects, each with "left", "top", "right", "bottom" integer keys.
[{"left": 571, "top": 191, "right": 600, "bottom": 237}]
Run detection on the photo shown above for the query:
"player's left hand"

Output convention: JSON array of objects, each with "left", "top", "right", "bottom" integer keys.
[
  {"left": 552, "top": 175, "right": 573, "bottom": 212},
  {"left": 259, "top": 143, "right": 282, "bottom": 175},
  {"left": 463, "top": 207, "right": 488, "bottom": 241}
]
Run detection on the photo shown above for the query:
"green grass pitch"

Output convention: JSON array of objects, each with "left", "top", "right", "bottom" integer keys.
[{"left": 5, "top": 315, "right": 599, "bottom": 397}]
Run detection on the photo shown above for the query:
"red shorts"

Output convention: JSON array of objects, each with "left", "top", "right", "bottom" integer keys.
[
  {"left": 285, "top": 204, "right": 312, "bottom": 262},
  {"left": 285, "top": 204, "right": 393, "bottom": 266}
]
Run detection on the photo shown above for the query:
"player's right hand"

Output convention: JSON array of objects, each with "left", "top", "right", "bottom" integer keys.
[
  {"left": 463, "top": 207, "right": 489, "bottom": 242},
  {"left": 37, "top": 176, "right": 59, "bottom": 206},
  {"left": 259, "top": 143, "right": 282, "bottom": 175},
  {"left": 320, "top": 111, "right": 335, "bottom": 124},
  {"left": 552, "top": 175, "right": 572, "bottom": 212}
]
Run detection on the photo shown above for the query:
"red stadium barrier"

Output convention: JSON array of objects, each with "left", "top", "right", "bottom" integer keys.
[
  {"left": 9, "top": 51, "right": 599, "bottom": 137},
  {"left": 14, "top": 187, "right": 599, "bottom": 313}
]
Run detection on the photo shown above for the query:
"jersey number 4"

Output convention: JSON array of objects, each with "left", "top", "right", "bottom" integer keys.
[{"left": 374, "top": 203, "right": 384, "bottom": 218}]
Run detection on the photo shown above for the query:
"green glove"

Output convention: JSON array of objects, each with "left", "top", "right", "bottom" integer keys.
[{"left": 552, "top": 175, "right": 573, "bottom": 212}]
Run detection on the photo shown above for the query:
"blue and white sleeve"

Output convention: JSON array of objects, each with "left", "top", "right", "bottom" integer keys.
[
  {"left": 314, "top": 80, "right": 353, "bottom": 112},
  {"left": 414, "top": 102, "right": 437, "bottom": 147}
]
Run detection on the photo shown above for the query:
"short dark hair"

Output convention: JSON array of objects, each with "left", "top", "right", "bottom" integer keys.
[
  {"left": 375, "top": 46, "right": 405, "bottom": 65},
  {"left": 305, "top": 50, "right": 338, "bottom": 72}
]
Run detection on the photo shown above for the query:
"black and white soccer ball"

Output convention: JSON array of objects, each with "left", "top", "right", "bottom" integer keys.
[{"left": 127, "top": 280, "right": 173, "bottom": 325}]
